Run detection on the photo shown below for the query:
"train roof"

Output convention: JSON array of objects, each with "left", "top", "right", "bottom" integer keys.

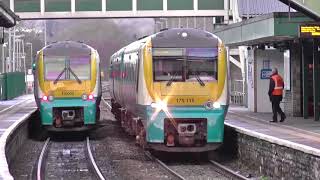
[
  {"left": 151, "top": 28, "right": 221, "bottom": 48},
  {"left": 110, "top": 28, "right": 223, "bottom": 58},
  {"left": 39, "top": 41, "right": 96, "bottom": 55}
]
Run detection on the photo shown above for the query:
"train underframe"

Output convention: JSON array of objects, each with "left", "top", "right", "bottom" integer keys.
[{"left": 111, "top": 100, "right": 224, "bottom": 152}]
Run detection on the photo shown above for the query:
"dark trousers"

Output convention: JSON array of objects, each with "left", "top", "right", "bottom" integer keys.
[{"left": 271, "top": 95, "right": 285, "bottom": 121}]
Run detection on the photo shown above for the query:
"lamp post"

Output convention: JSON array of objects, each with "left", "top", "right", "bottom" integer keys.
[
  {"left": 44, "top": 21, "right": 47, "bottom": 46},
  {"left": 2, "top": 43, "right": 6, "bottom": 73},
  {"left": 21, "top": 54, "right": 27, "bottom": 93},
  {"left": 26, "top": 42, "right": 32, "bottom": 69}
]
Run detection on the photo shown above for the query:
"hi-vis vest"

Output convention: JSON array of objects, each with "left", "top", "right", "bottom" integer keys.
[{"left": 271, "top": 74, "right": 284, "bottom": 96}]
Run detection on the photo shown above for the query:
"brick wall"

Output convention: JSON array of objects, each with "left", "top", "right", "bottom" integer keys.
[{"left": 224, "top": 126, "right": 320, "bottom": 180}]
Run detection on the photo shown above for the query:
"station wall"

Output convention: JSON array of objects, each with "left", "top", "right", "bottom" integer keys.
[{"left": 247, "top": 48, "right": 284, "bottom": 113}]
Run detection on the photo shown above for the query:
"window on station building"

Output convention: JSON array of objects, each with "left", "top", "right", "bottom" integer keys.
[{"left": 15, "top": 0, "right": 40, "bottom": 12}]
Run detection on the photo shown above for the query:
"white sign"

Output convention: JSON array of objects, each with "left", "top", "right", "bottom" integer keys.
[
  {"left": 284, "top": 50, "right": 290, "bottom": 90},
  {"left": 26, "top": 74, "right": 34, "bottom": 82}
]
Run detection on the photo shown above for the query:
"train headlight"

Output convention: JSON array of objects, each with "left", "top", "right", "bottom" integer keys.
[
  {"left": 42, "top": 95, "right": 48, "bottom": 101},
  {"left": 181, "top": 32, "right": 188, "bottom": 38},
  {"left": 204, "top": 101, "right": 221, "bottom": 110},
  {"left": 82, "top": 94, "right": 88, "bottom": 101},
  {"left": 213, "top": 102, "right": 221, "bottom": 109},
  {"left": 88, "top": 94, "right": 94, "bottom": 100},
  {"left": 151, "top": 101, "right": 167, "bottom": 111},
  {"left": 204, "top": 101, "right": 213, "bottom": 110},
  {"left": 48, "top": 95, "right": 54, "bottom": 101}
]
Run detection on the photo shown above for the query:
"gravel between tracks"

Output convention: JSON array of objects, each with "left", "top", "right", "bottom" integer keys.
[
  {"left": 45, "top": 140, "right": 96, "bottom": 180},
  {"left": 90, "top": 104, "right": 177, "bottom": 180},
  {"left": 168, "top": 162, "right": 229, "bottom": 180}
]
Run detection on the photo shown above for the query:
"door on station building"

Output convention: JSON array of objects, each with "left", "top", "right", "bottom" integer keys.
[{"left": 303, "top": 40, "right": 314, "bottom": 117}]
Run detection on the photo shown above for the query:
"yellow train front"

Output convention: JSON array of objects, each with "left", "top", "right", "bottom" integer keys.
[
  {"left": 110, "top": 28, "right": 228, "bottom": 152},
  {"left": 34, "top": 41, "right": 102, "bottom": 131}
]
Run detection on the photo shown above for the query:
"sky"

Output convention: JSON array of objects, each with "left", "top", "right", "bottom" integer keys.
[{"left": 14, "top": 18, "right": 155, "bottom": 78}]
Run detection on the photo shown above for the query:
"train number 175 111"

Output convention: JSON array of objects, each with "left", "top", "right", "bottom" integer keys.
[{"left": 176, "top": 98, "right": 195, "bottom": 104}]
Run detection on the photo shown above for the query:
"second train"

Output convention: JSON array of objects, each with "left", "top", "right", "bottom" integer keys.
[{"left": 110, "top": 28, "right": 228, "bottom": 152}]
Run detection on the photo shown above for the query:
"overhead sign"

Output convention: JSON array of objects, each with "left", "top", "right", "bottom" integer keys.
[
  {"left": 152, "top": 48, "right": 184, "bottom": 57},
  {"left": 299, "top": 24, "right": 320, "bottom": 38}
]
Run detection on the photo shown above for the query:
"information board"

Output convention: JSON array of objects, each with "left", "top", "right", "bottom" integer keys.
[{"left": 300, "top": 24, "right": 320, "bottom": 38}]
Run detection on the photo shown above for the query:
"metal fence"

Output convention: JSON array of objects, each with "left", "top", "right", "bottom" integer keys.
[{"left": 230, "top": 79, "right": 246, "bottom": 105}]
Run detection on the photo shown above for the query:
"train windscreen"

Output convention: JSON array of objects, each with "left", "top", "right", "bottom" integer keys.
[
  {"left": 153, "top": 48, "right": 218, "bottom": 82},
  {"left": 44, "top": 55, "right": 91, "bottom": 81}
]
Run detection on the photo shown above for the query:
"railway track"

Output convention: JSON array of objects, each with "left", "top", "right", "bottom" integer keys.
[
  {"left": 36, "top": 137, "right": 105, "bottom": 180},
  {"left": 145, "top": 151, "right": 249, "bottom": 180}
]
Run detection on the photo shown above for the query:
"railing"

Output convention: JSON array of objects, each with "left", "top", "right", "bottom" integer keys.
[{"left": 230, "top": 79, "right": 246, "bottom": 106}]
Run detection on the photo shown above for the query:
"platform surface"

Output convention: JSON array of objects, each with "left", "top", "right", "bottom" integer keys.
[
  {"left": 0, "top": 94, "right": 36, "bottom": 180},
  {"left": 0, "top": 94, "right": 36, "bottom": 137}
]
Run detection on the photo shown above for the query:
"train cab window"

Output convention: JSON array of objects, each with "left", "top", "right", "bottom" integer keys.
[
  {"left": 153, "top": 57, "right": 184, "bottom": 82},
  {"left": 153, "top": 48, "right": 218, "bottom": 82},
  {"left": 44, "top": 56, "right": 67, "bottom": 80},
  {"left": 186, "top": 48, "right": 218, "bottom": 82},
  {"left": 69, "top": 56, "right": 91, "bottom": 80}
]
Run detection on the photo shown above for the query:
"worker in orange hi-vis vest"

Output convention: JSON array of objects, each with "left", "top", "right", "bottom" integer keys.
[{"left": 268, "top": 68, "right": 286, "bottom": 123}]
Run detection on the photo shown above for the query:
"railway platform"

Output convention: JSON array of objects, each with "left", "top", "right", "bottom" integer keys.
[
  {"left": 227, "top": 105, "right": 320, "bottom": 150},
  {"left": 0, "top": 94, "right": 36, "bottom": 180},
  {"left": 226, "top": 105, "right": 320, "bottom": 179},
  {"left": 0, "top": 94, "right": 35, "bottom": 136}
]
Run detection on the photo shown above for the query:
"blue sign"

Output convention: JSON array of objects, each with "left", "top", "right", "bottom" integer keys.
[{"left": 261, "top": 69, "right": 272, "bottom": 79}]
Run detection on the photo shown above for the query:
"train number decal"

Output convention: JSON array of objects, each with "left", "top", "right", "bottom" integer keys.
[
  {"left": 62, "top": 91, "right": 75, "bottom": 96},
  {"left": 176, "top": 98, "right": 195, "bottom": 104}
]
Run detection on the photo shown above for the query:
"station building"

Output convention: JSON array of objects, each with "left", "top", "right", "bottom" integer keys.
[{"left": 214, "top": 1, "right": 320, "bottom": 121}]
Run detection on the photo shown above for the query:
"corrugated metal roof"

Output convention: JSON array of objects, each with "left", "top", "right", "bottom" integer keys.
[{"left": 238, "top": 0, "right": 293, "bottom": 17}]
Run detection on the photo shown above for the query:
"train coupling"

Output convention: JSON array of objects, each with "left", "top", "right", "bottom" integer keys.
[{"left": 62, "top": 110, "right": 75, "bottom": 120}]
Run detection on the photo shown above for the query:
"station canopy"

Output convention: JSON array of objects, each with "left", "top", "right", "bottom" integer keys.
[
  {"left": 213, "top": 12, "right": 314, "bottom": 47},
  {"left": 0, "top": 1, "right": 19, "bottom": 28}
]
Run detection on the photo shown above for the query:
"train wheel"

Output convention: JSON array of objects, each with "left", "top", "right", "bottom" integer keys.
[
  {"left": 138, "top": 125, "right": 147, "bottom": 150},
  {"left": 140, "top": 129, "right": 147, "bottom": 150}
]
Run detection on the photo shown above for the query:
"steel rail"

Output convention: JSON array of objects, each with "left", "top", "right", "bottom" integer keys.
[
  {"left": 86, "top": 137, "right": 106, "bottom": 180},
  {"left": 37, "top": 137, "right": 50, "bottom": 180},
  {"left": 209, "top": 160, "right": 249, "bottom": 180},
  {"left": 144, "top": 151, "right": 185, "bottom": 180},
  {"left": 102, "top": 97, "right": 112, "bottom": 110}
]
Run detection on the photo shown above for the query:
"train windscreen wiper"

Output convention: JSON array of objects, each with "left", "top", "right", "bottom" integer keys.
[
  {"left": 166, "top": 72, "right": 178, "bottom": 86},
  {"left": 68, "top": 67, "right": 82, "bottom": 84},
  {"left": 53, "top": 67, "right": 67, "bottom": 84},
  {"left": 195, "top": 72, "right": 205, "bottom": 86}
]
